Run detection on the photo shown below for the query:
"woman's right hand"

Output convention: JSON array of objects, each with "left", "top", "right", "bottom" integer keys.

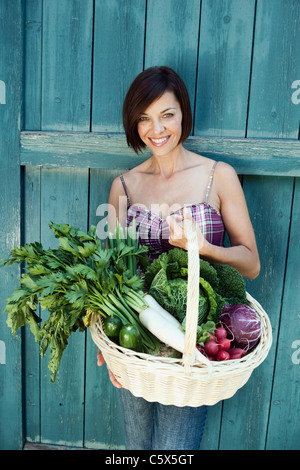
[{"left": 97, "top": 349, "right": 122, "bottom": 388}]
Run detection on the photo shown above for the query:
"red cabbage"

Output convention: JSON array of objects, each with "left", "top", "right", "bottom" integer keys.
[{"left": 219, "top": 304, "right": 261, "bottom": 351}]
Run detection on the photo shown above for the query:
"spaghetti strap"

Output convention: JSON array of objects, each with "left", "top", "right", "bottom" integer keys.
[
  {"left": 120, "top": 174, "right": 131, "bottom": 208},
  {"left": 204, "top": 161, "right": 218, "bottom": 203}
]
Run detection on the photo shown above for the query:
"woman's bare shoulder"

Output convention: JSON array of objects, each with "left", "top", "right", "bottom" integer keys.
[
  {"left": 214, "top": 161, "right": 245, "bottom": 205},
  {"left": 215, "top": 160, "right": 238, "bottom": 176}
]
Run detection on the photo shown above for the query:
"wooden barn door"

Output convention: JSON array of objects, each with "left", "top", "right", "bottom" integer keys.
[{"left": 0, "top": 0, "right": 299, "bottom": 450}]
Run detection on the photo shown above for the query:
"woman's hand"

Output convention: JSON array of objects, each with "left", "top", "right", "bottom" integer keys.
[
  {"left": 97, "top": 349, "right": 122, "bottom": 388},
  {"left": 167, "top": 208, "right": 206, "bottom": 253}
]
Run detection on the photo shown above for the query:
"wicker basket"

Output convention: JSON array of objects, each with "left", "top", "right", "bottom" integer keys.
[{"left": 90, "top": 221, "right": 272, "bottom": 407}]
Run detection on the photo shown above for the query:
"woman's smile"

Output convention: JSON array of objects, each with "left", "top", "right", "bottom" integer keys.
[{"left": 149, "top": 136, "right": 171, "bottom": 146}]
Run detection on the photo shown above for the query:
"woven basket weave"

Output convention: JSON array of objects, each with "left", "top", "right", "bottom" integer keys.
[{"left": 90, "top": 221, "right": 272, "bottom": 407}]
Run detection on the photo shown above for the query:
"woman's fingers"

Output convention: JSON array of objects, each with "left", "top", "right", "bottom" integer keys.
[
  {"left": 97, "top": 349, "right": 122, "bottom": 388},
  {"left": 108, "top": 368, "right": 123, "bottom": 389},
  {"left": 97, "top": 349, "right": 105, "bottom": 366},
  {"left": 166, "top": 209, "right": 206, "bottom": 253},
  {"left": 166, "top": 213, "right": 186, "bottom": 249}
]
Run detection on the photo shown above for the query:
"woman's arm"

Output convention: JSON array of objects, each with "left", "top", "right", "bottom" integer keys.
[
  {"left": 107, "top": 175, "right": 128, "bottom": 231},
  {"left": 168, "top": 162, "right": 260, "bottom": 280}
]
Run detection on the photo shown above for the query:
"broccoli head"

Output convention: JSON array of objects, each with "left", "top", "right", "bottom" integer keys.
[{"left": 213, "top": 263, "right": 247, "bottom": 305}]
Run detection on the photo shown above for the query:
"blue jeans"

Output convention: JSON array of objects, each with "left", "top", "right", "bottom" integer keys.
[{"left": 118, "top": 388, "right": 207, "bottom": 450}]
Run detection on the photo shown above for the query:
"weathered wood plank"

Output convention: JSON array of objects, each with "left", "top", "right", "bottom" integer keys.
[
  {"left": 24, "top": 0, "right": 42, "bottom": 130},
  {"left": 92, "top": 0, "right": 146, "bottom": 132},
  {"left": 144, "top": 0, "right": 200, "bottom": 114},
  {"left": 266, "top": 178, "right": 300, "bottom": 450},
  {"left": 0, "top": 0, "right": 24, "bottom": 450},
  {"left": 23, "top": 166, "right": 42, "bottom": 443},
  {"left": 195, "top": 0, "right": 255, "bottom": 137},
  {"left": 219, "top": 176, "right": 294, "bottom": 449},
  {"left": 23, "top": 441, "right": 90, "bottom": 450},
  {"left": 247, "top": 0, "right": 300, "bottom": 138},
  {"left": 20, "top": 131, "right": 300, "bottom": 176},
  {"left": 39, "top": 167, "right": 89, "bottom": 447},
  {"left": 41, "top": 0, "right": 93, "bottom": 131}
]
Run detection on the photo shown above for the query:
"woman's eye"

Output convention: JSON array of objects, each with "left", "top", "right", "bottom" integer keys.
[
  {"left": 139, "top": 116, "right": 148, "bottom": 121},
  {"left": 163, "top": 113, "right": 174, "bottom": 118}
]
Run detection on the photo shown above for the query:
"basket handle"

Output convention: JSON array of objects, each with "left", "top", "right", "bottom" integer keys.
[{"left": 182, "top": 218, "right": 213, "bottom": 376}]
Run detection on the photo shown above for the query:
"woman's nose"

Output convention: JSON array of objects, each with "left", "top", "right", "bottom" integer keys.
[{"left": 152, "top": 118, "right": 165, "bottom": 133}]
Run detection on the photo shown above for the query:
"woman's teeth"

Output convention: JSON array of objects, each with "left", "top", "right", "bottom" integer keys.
[{"left": 150, "top": 137, "right": 169, "bottom": 144}]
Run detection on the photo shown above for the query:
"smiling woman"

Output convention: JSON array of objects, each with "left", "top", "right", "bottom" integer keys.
[{"left": 98, "top": 65, "right": 262, "bottom": 451}]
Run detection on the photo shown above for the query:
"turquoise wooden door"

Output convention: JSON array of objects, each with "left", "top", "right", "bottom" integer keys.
[{"left": 0, "top": 0, "right": 299, "bottom": 450}]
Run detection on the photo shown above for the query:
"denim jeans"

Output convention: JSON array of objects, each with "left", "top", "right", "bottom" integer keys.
[{"left": 118, "top": 388, "right": 207, "bottom": 450}]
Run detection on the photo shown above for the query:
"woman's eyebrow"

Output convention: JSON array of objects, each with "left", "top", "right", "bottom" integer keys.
[
  {"left": 160, "top": 107, "right": 176, "bottom": 113},
  {"left": 140, "top": 107, "right": 177, "bottom": 116}
]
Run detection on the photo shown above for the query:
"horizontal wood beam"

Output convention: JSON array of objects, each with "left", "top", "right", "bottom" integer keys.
[{"left": 20, "top": 131, "right": 300, "bottom": 176}]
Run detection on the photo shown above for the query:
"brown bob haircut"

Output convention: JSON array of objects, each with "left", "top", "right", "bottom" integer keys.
[{"left": 123, "top": 66, "right": 192, "bottom": 154}]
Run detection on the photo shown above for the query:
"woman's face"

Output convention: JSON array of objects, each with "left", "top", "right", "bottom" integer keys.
[{"left": 137, "top": 91, "right": 183, "bottom": 156}]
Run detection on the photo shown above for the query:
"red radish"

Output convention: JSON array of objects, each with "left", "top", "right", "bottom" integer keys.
[
  {"left": 204, "top": 340, "right": 219, "bottom": 357},
  {"left": 217, "top": 338, "right": 231, "bottom": 351},
  {"left": 216, "top": 350, "right": 230, "bottom": 361},
  {"left": 206, "top": 355, "right": 215, "bottom": 361},
  {"left": 207, "top": 332, "right": 216, "bottom": 341},
  {"left": 214, "top": 327, "right": 227, "bottom": 341},
  {"left": 196, "top": 345, "right": 205, "bottom": 354},
  {"left": 228, "top": 347, "right": 247, "bottom": 359}
]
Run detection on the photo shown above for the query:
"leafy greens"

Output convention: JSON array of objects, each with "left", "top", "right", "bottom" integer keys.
[{"left": 2, "top": 221, "right": 160, "bottom": 382}]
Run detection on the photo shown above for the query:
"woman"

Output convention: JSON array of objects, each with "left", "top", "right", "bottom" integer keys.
[{"left": 98, "top": 66, "right": 260, "bottom": 450}]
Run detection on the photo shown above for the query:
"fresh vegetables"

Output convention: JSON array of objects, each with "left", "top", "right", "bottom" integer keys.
[
  {"left": 219, "top": 304, "right": 261, "bottom": 350},
  {"left": 2, "top": 218, "right": 259, "bottom": 383},
  {"left": 1, "top": 221, "right": 161, "bottom": 382},
  {"left": 144, "top": 249, "right": 219, "bottom": 325},
  {"left": 139, "top": 300, "right": 203, "bottom": 361},
  {"left": 142, "top": 247, "right": 248, "bottom": 345},
  {"left": 197, "top": 324, "right": 247, "bottom": 361},
  {"left": 104, "top": 316, "right": 123, "bottom": 342},
  {"left": 119, "top": 324, "right": 143, "bottom": 352}
]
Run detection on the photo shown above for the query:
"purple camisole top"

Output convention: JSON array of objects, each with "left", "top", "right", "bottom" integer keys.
[{"left": 120, "top": 162, "right": 225, "bottom": 260}]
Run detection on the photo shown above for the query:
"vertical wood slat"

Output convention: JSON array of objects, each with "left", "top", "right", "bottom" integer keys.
[
  {"left": 239, "top": 0, "right": 300, "bottom": 450},
  {"left": 41, "top": 0, "right": 93, "bottom": 131},
  {"left": 91, "top": 0, "right": 146, "bottom": 132},
  {"left": 266, "top": 178, "right": 300, "bottom": 450},
  {"left": 144, "top": 0, "right": 200, "bottom": 115},
  {"left": 23, "top": 0, "right": 43, "bottom": 443},
  {"left": 36, "top": 0, "right": 93, "bottom": 447},
  {"left": 39, "top": 167, "right": 89, "bottom": 447},
  {"left": 195, "top": 0, "right": 255, "bottom": 137},
  {"left": 23, "top": 166, "right": 41, "bottom": 443},
  {"left": 0, "top": 0, "right": 24, "bottom": 450},
  {"left": 219, "top": 176, "right": 294, "bottom": 449},
  {"left": 24, "top": 0, "right": 42, "bottom": 130},
  {"left": 247, "top": 0, "right": 300, "bottom": 138}
]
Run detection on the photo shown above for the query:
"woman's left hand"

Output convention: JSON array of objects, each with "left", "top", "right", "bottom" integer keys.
[{"left": 166, "top": 209, "right": 206, "bottom": 253}]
